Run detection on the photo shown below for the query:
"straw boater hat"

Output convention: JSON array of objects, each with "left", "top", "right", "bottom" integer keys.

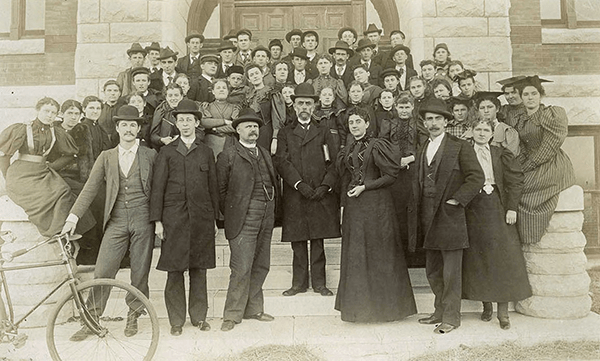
[
  {"left": 363, "top": 23, "right": 383, "bottom": 35},
  {"left": 285, "top": 29, "right": 303, "bottom": 43},
  {"left": 291, "top": 83, "right": 320, "bottom": 102},
  {"left": 328, "top": 40, "right": 354, "bottom": 57},
  {"left": 126, "top": 43, "right": 146, "bottom": 56},
  {"left": 171, "top": 99, "right": 203, "bottom": 119},
  {"left": 145, "top": 42, "right": 160, "bottom": 53},
  {"left": 232, "top": 108, "right": 263, "bottom": 128},
  {"left": 355, "top": 38, "right": 376, "bottom": 52},
  {"left": 185, "top": 33, "right": 205, "bottom": 43},
  {"left": 113, "top": 105, "right": 145, "bottom": 124},
  {"left": 419, "top": 98, "right": 453, "bottom": 119}
]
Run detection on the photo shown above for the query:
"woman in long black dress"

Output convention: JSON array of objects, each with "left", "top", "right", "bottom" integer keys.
[
  {"left": 335, "top": 107, "right": 416, "bottom": 323},
  {"left": 462, "top": 118, "right": 532, "bottom": 330}
]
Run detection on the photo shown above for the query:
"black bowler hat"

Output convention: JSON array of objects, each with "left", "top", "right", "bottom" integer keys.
[
  {"left": 328, "top": 40, "right": 354, "bottom": 57},
  {"left": 288, "top": 47, "right": 309, "bottom": 60},
  {"left": 232, "top": 108, "right": 264, "bottom": 128},
  {"left": 185, "top": 33, "right": 205, "bottom": 43},
  {"left": 363, "top": 23, "right": 383, "bottom": 35},
  {"left": 291, "top": 82, "right": 319, "bottom": 102},
  {"left": 126, "top": 43, "right": 147, "bottom": 56},
  {"left": 419, "top": 98, "right": 453, "bottom": 119},
  {"left": 355, "top": 38, "right": 376, "bottom": 52},
  {"left": 172, "top": 99, "right": 203, "bottom": 118},
  {"left": 285, "top": 29, "right": 303, "bottom": 43},
  {"left": 113, "top": 105, "right": 145, "bottom": 124}
]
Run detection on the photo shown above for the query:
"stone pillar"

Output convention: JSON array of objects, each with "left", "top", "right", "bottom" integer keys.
[
  {"left": 75, "top": 0, "right": 191, "bottom": 98},
  {"left": 516, "top": 186, "right": 592, "bottom": 319}
]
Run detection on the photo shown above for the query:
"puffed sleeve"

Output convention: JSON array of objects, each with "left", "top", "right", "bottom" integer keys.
[
  {"left": 0, "top": 123, "right": 27, "bottom": 157},
  {"left": 364, "top": 138, "right": 400, "bottom": 191},
  {"left": 499, "top": 146, "right": 524, "bottom": 211},
  {"left": 522, "top": 105, "right": 568, "bottom": 172}
]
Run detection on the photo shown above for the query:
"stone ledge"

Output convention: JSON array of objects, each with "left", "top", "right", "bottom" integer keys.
[
  {"left": 528, "top": 272, "right": 591, "bottom": 297},
  {"left": 523, "top": 251, "right": 588, "bottom": 275},
  {"left": 423, "top": 17, "right": 488, "bottom": 37},
  {"left": 522, "top": 231, "right": 587, "bottom": 254},
  {"left": 78, "top": 23, "right": 110, "bottom": 43},
  {"left": 543, "top": 75, "right": 600, "bottom": 98},
  {"left": 556, "top": 185, "right": 584, "bottom": 211},
  {"left": 0, "top": 39, "right": 44, "bottom": 55},
  {"left": 542, "top": 28, "right": 600, "bottom": 44},
  {"left": 516, "top": 295, "right": 591, "bottom": 319}
]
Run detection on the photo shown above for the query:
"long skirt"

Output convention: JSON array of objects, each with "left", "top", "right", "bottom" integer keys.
[
  {"left": 462, "top": 190, "right": 532, "bottom": 302},
  {"left": 335, "top": 187, "right": 417, "bottom": 322}
]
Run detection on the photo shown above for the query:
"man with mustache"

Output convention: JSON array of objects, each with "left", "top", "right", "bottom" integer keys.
[
  {"left": 62, "top": 105, "right": 158, "bottom": 340},
  {"left": 411, "top": 98, "right": 483, "bottom": 334},
  {"left": 217, "top": 108, "right": 277, "bottom": 332},
  {"left": 275, "top": 83, "right": 340, "bottom": 297}
]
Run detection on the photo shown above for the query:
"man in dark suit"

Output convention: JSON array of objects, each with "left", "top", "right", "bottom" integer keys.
[
  {"left": 281, "top": 28, "right": 303, "bottom": 63},
  {"left": 349, "top": 38, "right": 382, "bottom": 86},
  {"left": 233, "top": 29, "right": 253, "bottom": 67},
  {"left": 275, "top": 83, "right": 340, "bottom": 297},
  {"left": 149, "top": 46, "right": 179, "bottom": 93},
  {"left": 363, "top": 23, "right": 386, "bottom": 66},
  {"left": 216, "top": 40, "right": 237, "bottom": 79},
  {"left": 328, "top": 41, "right": 354, "bottom": 89},
  {"left": 62, "top": 105, "right": 157, "bottom": 340},
  {"left": 131, "top": 67, "right": 161, "bottom": 118},
  {"left": 411, "top": 98, "right": 484, "bottom": 334},
  {"left": 176, "top": 33, "right": 204, "bottom": 80},
  {"left": 384, "top": 30, "right": 414, "bottom": 70},
  {"left": 116, "top": 43, "right": 147, "bottom": 96},
  {"left": 385, "top": 45, "right": 417, "bottom": 91},
  {"left": 145, "top": 41, "right": 162, "bottom": 74},
  {"left": 286, "top": 47, "right": 318, "bottom": 85},
  {"left": 191, "top": 54, "right": 218, "bottom": 103},
  {"left": 216, "top": 109, "right": 277, "bottom": 332}
]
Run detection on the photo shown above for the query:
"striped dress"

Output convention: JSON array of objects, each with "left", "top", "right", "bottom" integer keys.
[{"left": 513, "top": 104, "right": 575, "bottom": 244}]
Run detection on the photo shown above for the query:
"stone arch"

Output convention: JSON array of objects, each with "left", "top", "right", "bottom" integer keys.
[{"left": 370, "top": 0, "right": 400, "bottom": 36}]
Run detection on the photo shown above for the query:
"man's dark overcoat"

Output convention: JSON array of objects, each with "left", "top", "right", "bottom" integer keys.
[
  {"left": 150, "top": 138, "right": 219, "bottom": 271},
  {"left": 410, "top": 134, "right": 484, "bottom": 252},
  {"left": 275, "top": 120, "right": 340, "bottom": 242}
]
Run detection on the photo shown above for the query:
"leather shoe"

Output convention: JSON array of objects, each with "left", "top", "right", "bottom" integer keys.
[
  {"left": 498, "top": 317, "right": 511, "bottom": 330},
  {"left": 418, "top": 315, "right": 442, "bottom": 325},
  {"left": 313, "top": 286, "right": 333, "bottom": 296},
  {"left": 192, "top": 320, "right": 211, "bottom": 331},
  {"left": 221, "top": 320, "right": 235, "bottom": 332},
  {"left": 282, "top": 287, "right": 307, "bottom": 296},
  {"left": 434, "top": 323, "right": 457, "bottom": 334},
  {"left": 170, "top": 325, "right": 183, "bottom": 336},
  {"left": 243, "top": 312, "right": 274, "bottom": 322},
  {"left": 481, "top": 302, "right": 493, "bottom": 322},
  {"left": 124, "top": 311, "right": 141, "bottom": 337},
  {"left": 69, "top": 326, "right": 94, "bottom": 342}
]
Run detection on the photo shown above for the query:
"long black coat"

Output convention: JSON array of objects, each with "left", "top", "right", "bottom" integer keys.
[
  {"left": 150, "top": 138, "right": 219, "bottom": 271},
  {"left": 275, "top": 120, "right": 341, "bottom": 242}
]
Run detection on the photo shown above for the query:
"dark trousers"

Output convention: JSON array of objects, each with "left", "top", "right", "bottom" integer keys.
[
  {"left": 223, "top": 199, "right": 274, "bottom": 323},
  {"left": 290, "top": 239, "right": 326, "bottom": 289},
  {"left": 165, "top": 269, "right": 208, "bottom": 327},
  {"left": 89, "top": 205, "right": 154, "bottom": 316},
  {"left": 425, "top": 249, "right": 463, "bottom": 327}
]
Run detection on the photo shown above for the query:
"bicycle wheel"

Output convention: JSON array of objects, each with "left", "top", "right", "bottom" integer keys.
[{"left": 46, "top": 278, "right": 159, "bottom": 361}]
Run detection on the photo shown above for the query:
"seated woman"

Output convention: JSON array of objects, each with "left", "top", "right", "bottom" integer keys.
[
  {"left": 473, "top": 91, "right": 520, "bottom": 156},
  {"left": 335, "top": 107, "right": 416, "bottom": 323},
  {"left": 150, "top": 83, "right": 185, "bottom": 151},
  {"left": 308, "top": 53, "right": 348, "bottom": 106},
  {"left": 0, "top": 97, "right": 94, "bottom": 238},
  {"left": 200, "top": 78, "right": 240, "bottom": 159},
  {"left": 126, "top": 91, "right": 153, "bottom": 147},
  {"left": 54, "top": 99, "right": 85, "bottom": 193},
  {"left": 512, "top": 75, "right": 575, "bottom": 244},
  {"left": 462, "top": 118, "right": 532, "bottom": 330}
]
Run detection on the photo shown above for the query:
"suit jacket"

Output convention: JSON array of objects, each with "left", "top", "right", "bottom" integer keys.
[
  {"left": 70, "top": 146, "right": 157, "bottom": 230},
  {"left": 286, "top": 67, "right": 318, "bottom": 85},
  {"left": 348, "top": 58, "right": 383, "bottom": 86},
  {"left": 382, "top": 65, "right": 418, "bottom": 90},
  {"left": 149, "top": 69, "right": 177, "bottom": 93},
  {"left": 489, "top": 144, "right": 524, "bottom": 212},
  {"left": 176, "top": 54, "right": 202, "bottom": 79},
  {"left": 216, "top": 141, "right": 278, "bottom": 240},
  {"left": 411, "top": 134, "right": 484, "bottom": 251},
  {"left": 116, "top": 68, "right": 133, "bottom": 97},
  {"left": 191, "top": 76, "right": 215, "bottom": 103},
  {"left": 233, "top": 50, "right": 253, "bottom": 68},
  {"left": 330, "top": 64, "right": 354, "bottom": 89}
]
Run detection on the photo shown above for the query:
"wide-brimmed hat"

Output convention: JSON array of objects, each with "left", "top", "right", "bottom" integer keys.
[
  {"left": 218, "top": 40, "right": 237, "bottom": 52},
  {"left": 172, "top": 99, "right": 203, "bottom": 118},
  {"left": 158, "top": 46, "right": 179, "bottom": 60},
  {"left": 497, "top": 75, "right": 527, "bottom": 89},
  {"left": 185, "top": 33, "right": 205, "bottom": 43},
  {"left": 131, "top": 67, "right": 150, "bottom": 78},
  {"left": 288, "top": 47, "right": 309, "bottom": 60},
  {"left": 301, "top": 30, "right": 319, "bottom": 44},
  {"left": 113, "top": 105, "right": 145, "bottom": 123},
  {"left": 337, "top": 27, "right": 357, "bottom": 42},
  {"left": 268, "top": 39, "right": 283, "bottom": 50},
  {"left": 223, "top": 29, "right": 237, "bottom": 41},
  {"left": 126, "top": 43, "right": 146, "bottom": 56},
  {"left": 200, "top": 54, "right": 220, "bottom": 64},
  {"left": 236, "top": 29, "right": 252, "bottom": 39},
  {"left": 380, "top": 68, "right": 401, "bottom": 80},
  {"left": 291, "top": 82, "right": 319, "bottom": 102},
  {"left": 328, "top": 40, "right": 354, "bottom": 57},
  {"left": 285, "top": 29, "right": 303, "bottom": 43},
  {"left": 419, "top": 98, "right": 453, "bottom": 119},
  {"left": 251, "top": 45, "right": 271, "bottom": 59},
  {"left": 145, "top": 42, "right": 161, "bottom": 53},
  {"left": 355, "top": 38, "right": 376, "bottom": 52},
  {"left": 363, "top": 23, "right": 382, "bottom": 35},
  {"left": 232, "top": 108, "right": 263, "bottom": 128},
  {"left": 389, "top": 44, "right": 411, "bottom": 58}
]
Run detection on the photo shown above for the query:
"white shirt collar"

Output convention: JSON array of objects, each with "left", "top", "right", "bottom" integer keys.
[
  {"left": 163, "top": 71, "right": 176, "bottom": 83},
  {"left": 181, "top": 135, "right": 196, "bottom": 145},
  {"left": 118, "top": 143, "right": 139, "bottom": 157},
  {"left": 295, "top": 69, "right": 305, "bottom": 74},
  {"left": 474, "top": 142, "right": 490, "bottom": 152},
  {"left": 429, "top": 131, "right": 445, "bottom": 145},
  {"left": 202, "top": 73, "right": 213, "bottom": 82},
  {"left": 239, "top": 139, "right": 256, "bottom": 148}
]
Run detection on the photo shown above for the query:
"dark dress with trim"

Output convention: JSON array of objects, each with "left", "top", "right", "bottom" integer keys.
[{"left": 335, "top": 137, "right": 417, "bottom": 322}]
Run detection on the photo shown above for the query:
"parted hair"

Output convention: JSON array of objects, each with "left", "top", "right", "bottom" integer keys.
[{"left": 36, "top": 97, "right": 60, "bottom": 111}]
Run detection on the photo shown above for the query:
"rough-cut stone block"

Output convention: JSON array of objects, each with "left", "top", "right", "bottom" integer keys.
[
  {"left": 421, "top": 0, "right": 437, "bottom": 17},
  {"left": 547, "top": 212, "right": 584, "bottom": 233},
  {"left": 522, "top": 232, "right": 587, "bottom": 254},
  {"left": 409, "top": 37, "right": 432, "bottom": 66},
  {"left": 544, "top": 75, "right": 600, "bottom": 98},
  {"left": 485, "top": 0, "right": 509, "bottom": 16},
  {"left": 78, "top": 23, "right": 110, "bottom": 43},
  {"left": 148, "top": 0, "right": 166, "bottom": 22},
  {"left": 556, "top": 185, "right": 584, "bottom": 211},
  {"left": 528, "top": 273, "right": 590, "bottom": 297},
  {"left": 75, "top": 44, "right": 130, "bottom": 78},
  {"left": 516, "top": 295, "right": 591, "bottom": 319},
  {"left": 423, "top": 18, "right": 488, "bottom": 37},
  {"left": 100, "top": 0, "right": 148, "bottom": 22},
  {"left": 489, "top": 17, "right": 510, "bottom": 37},
  {"left": 110, "top": 22, "right": 163, "bottom": 43},
  {"left": 435, "top": 37, "right": 511, "bottom": 71},
  {"left": 78, "top": 0, "right": 100, "bottom": 24},
  {"left": 408, "top": 18, "right": 425, "bottom": 40},
  {"left": 76, "top": 78, "right": 100, "bottom": 99},
  {"left": 523, "top": 251, "right": 588, "bottom": 275},
  {"left": 436, "top": 0, "right": 484, "bottom": 17}
]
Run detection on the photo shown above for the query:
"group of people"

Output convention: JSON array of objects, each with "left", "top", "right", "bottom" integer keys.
[{"left": 0, "top": 22, "right": 576, "bottom": 338}]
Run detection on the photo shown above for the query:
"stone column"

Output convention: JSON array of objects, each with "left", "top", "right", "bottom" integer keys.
[{"left": 516, "top": 186, "right": 592, "bottom": 319}]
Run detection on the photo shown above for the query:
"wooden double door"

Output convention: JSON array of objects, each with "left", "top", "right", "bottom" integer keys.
[{"left": 222, "top": 0, "right": 365, "bottom": 54}]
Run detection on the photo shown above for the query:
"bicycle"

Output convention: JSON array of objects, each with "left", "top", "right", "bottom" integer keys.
[{"left": 0, "top": 230, "right": 160, "bottom": 360}]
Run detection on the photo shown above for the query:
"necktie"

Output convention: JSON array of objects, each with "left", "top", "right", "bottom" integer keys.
[
  {"left": 398, "top": 67, "right": 404, "bottom": 76},
  {"left": 152, "top": 67, "right": 158, "bottom": 73},
  {"left": 167, "top": 76, "right": 173, "bottom": 85},
  {"left": 121, "top": 150, "right": 134, "bottom": 175},
  {"left": 249, "top": 147, "right": 258, "bottom": 157},
  {"left": 191, "top": 56, "right": 197, "bottom": 63},
  {"left": 337, "top": 66, "right": 344, "bottom": 76}
]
